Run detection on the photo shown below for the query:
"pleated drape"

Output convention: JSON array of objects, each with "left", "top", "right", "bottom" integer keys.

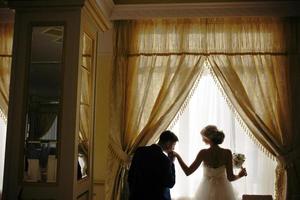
[{"left": 106, "top": 18, "right": 300, "bottom": 200}]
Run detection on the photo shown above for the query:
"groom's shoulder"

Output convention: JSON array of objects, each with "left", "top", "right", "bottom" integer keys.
[
  {"left": 135, "top": 144, "right": 162, "bottom": 154},
  {"left": 135, "top": 146, "right": 147, "bottom": 153},
  {"left": 135, "top": 145, "right": 155, "bottom": 154},
  {"left": 132, "top": 146, "right": 148, "bottom": 160}
]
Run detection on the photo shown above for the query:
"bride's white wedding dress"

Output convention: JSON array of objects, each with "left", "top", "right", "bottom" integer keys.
[{"left": 193, "top": 165, "right": 236, "bottom": 200}]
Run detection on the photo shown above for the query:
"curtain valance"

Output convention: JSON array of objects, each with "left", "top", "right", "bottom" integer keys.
[{"left": 124, "top": 18, "right": 292, "bottom": 55}]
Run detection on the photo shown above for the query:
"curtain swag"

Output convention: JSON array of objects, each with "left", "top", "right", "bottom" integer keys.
[{"left": 106, "top": 17, "right": 300, "bottom": 200}]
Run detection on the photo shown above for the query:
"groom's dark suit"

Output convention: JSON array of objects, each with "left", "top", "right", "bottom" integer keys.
[{"left": 128, "top": 144, "right": 176, "bottom": 200}]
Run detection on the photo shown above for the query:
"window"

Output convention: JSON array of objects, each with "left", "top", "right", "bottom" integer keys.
[
  {"left": 170, "top": 67, "right": 276, "bottom": 200},
  {"left": 0, "top": 115, "right": 6, "bottom": 194}
]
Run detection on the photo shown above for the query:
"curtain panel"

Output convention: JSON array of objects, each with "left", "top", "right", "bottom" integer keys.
[
  {"left": 106, "top": 18, "right": 300, "bottom": 200},
  {"left": 206, "top": 17, "right": 300, "bottom": 200},
  {"left": 0, "top": 22, "right": 13, "bottom": 119},
  {"left": 106, "top": 20, "right": 206, "bottom": 200}
]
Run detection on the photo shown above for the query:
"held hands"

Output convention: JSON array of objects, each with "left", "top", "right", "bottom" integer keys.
[
  {"left": 168, "top": 151, "right": 179, "bottom": 162},
  {"left": 238, "top": 167, "right": 247, "bottom": 178}
]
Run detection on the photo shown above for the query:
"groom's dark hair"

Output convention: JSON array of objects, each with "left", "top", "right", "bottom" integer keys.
[{"left": 158, "top": 130, "right": 178, "bottom": 144}]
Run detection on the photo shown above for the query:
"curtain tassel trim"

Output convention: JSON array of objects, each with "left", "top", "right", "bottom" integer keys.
[
  {"left": 0, "top": 108, "right": 7, "bottom": 123},
  {"left": 207, "top": 62, "right": 286, "bottom": 198},
  {"left": 207, "top": 62, "right": 276, "bottom": 161},
  {"left": 169, "top": 66, "right": 205, "bottom": 129}
]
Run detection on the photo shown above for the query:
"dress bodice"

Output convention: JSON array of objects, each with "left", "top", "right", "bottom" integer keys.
[{"left": 202, "top": 165, "right": 227, "bottom": 181}]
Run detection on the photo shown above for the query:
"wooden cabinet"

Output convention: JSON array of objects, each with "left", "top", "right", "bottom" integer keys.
[{"left": 2, "top": 1, "right": 103, "bottom": 199}]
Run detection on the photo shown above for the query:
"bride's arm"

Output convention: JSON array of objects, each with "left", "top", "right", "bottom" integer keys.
[
  {"left": 225, "top": 149, "right": 247, "bottom": 181},
  {"left": 173, "top": 150, "right": 204, "bottom": 176}
]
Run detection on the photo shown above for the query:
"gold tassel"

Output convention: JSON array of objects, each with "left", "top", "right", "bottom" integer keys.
[
  {"left": 168, "top": 66, "right": 205, "bottom": 129},
  {"left": 0, "top": 109, "right": 7, "bottom": 124}
]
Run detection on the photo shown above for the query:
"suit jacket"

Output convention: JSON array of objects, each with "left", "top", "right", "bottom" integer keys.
[{"left": 128, "top": 144, "right": 176, "bottom": 200}]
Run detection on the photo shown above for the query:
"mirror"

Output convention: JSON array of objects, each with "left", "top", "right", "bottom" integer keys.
[
  {"left": 23, "top": 26, "right": 64, "bottom": 183},
  {"left": 77, "top": 33, "right": 93, "bottom": 180}
]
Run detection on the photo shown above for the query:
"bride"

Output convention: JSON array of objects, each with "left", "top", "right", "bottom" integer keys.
[{"left": 172, "top": 125, "right": 247, "bottom": 200}]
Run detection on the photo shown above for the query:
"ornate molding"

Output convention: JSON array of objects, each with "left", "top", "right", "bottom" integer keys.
[
  {"left": 3, "top": 0, "right": 114, "bottom": 30},
  {"left": 84, "top": 0, "right": 113, "bottom": 31},
  {"left": 96, "top": 0, "right": 114, "bottom": 19},
  {"left": 6, "top": 0, "right": 85, "bottom": 8},
  {"left": 110, "top": 1, "right": 300, "bottom": 20}
]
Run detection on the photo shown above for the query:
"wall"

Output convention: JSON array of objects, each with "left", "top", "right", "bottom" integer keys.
[
  {"left": 93, "top": 28, "right": 113, "bottom": 200},
  {"left": 290, "top": 55, "right": 300, "bottom": 200}
]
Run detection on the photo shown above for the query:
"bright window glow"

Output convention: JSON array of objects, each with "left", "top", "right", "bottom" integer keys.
[
  {"left": 170, "top": 70, "right": 276, "bottom": 200},
  {"left": 0, "top": 116, "right": 7, "bottom": 194}
]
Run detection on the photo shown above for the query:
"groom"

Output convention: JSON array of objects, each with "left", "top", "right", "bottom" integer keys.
[{"left": 128, "top": 130, "right": 178, "bottom": 200}]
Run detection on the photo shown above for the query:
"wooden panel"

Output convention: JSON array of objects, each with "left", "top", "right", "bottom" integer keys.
[
  {"left": 93, "top": 180, "right": 105, "bottom": 200},
  {"left": 242, "top": 195, "right": 273, "bottom": 200},
  {"left": 113, "top": 0, "right": 282, "bottom": 4},
  {"left": 77, "top": 191, "right": 89, "bottom": 200}
]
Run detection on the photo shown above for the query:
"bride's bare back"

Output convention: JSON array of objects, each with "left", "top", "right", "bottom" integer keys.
[
  {"left": 202, "top": 146, "right": 230, "bottom": 168},
  {"left": 174, "top": 125, "right": 247, "bottom": 181}
]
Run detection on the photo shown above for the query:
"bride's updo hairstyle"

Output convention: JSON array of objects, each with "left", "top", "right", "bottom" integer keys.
[{"left": 200, "top": 125, "right": 225, "bottom": 145}]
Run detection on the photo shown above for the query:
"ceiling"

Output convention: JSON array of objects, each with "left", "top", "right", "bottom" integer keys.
[
  {"left": 108, "top": 0, "right": 299, "bottom": 20},
  {"left": 113, "top": 0, "right": 282, "bottom": 4}
]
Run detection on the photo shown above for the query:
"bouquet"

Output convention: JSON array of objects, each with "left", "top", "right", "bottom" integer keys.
[{"left": 232, "top": 153, "right": 245, "bottom": 168}]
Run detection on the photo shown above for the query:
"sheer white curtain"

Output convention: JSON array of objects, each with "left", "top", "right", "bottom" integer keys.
[
  {"left": 0, "top": 116, "right": 6, "bottom": 196},
  {"left": 170, "top": 67, "right": 276, "bottom": 200}
]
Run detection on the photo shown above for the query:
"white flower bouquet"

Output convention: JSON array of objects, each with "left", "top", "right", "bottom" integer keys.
[{"left": 232, "top": 153, "right": 245, "bottom": 168}]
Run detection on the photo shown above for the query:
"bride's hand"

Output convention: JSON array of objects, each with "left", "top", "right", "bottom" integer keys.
[
  {"left": 168, "top": 151, "right": 176, "bottom": 162},
  {"left": 238, "top": 167, "right": 247, "bottom": 177},
  {"left": 170, "top": 151, "right": 179, "bottom": 157},
  {"left": 168, "top": 151, "right": 180, "bottom": 161}
]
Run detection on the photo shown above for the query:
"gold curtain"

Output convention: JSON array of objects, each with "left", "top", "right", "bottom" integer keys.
[
  {"left": 206, "top": 17, "right": 299, "bottom": 200},
  {"left": 0, "top": 22, "right": 13, "bottom": 119},
  {"left": 79, "top": 105, "right": 90, "bottom": 155},
  {"left": 78, "top": 73, "right": 90, "bottom": 156},
  {"left": 107, "top": 18, "right": 299, "bottom": 200},
  {"left": 106, "top": 20, "right": 206, "bottom": 200},
  {"left": 78, "top": 33, "right": 93, "bottom": 156}
]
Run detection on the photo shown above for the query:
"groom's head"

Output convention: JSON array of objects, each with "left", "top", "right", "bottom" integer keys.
[{"left": 157, "top": 130, "right": 178, "bottom": 153}]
